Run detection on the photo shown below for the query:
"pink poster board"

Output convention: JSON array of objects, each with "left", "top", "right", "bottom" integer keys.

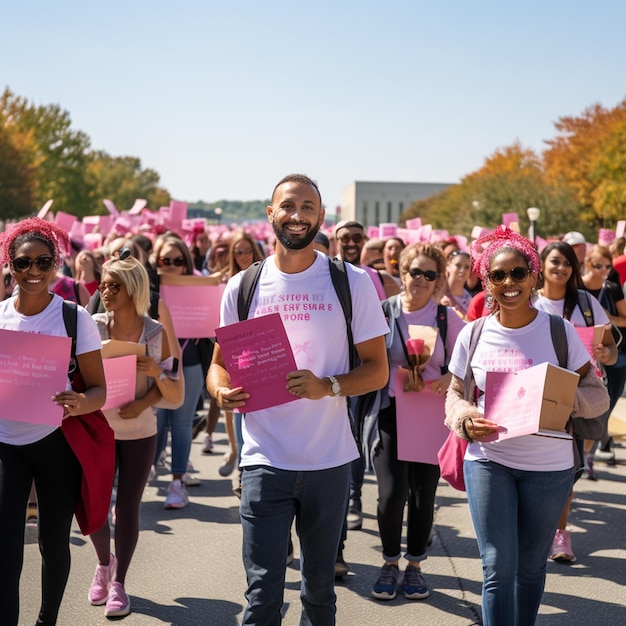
[
  {"left": 215, "top": 313, "right": 298, "bottom": 413},
  {"left": 379, "top": 223, "right": 397, "bottom": 237},
  {"left": 394, "top": 369, "right": 449, "bottom": 465},
  {"left": 405, "top": 217, "right": 422, "bottom": 229},
  {"left": 484, "top": 363, "right": 578, "bottom": 441},
  {"left": 0, "top": 330, "right": 71, "bottom": 425},
  {"left": 101, "top": 355, "right": 137, "bottom": 410},
  {"left": 159, "top": 281, "right": 223, "bottom": 338},
  {"left": 55, "top": 211, "right": 77, "bottom": 233},
  {"left": 502, "top": 212, "right": 519, "bottom": 228}
]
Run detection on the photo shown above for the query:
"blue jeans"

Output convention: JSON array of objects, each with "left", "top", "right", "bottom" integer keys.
[
  {"left": 155, "top": 363, "right": 204, "bottom": 475},
  {"left": 240, "top": 463, "right": 350, "bottom": 626},
  {"left": 464, "top": 459, "right": 574, "bottom": 626}
]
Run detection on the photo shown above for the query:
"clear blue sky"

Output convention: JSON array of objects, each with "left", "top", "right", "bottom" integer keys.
[{"left": 2, "top": 1, "right": 625, "bottom": 214}]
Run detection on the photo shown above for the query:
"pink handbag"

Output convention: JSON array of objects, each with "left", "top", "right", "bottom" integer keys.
[{"left": 438, "top": 428, "right": 468, "bottom": 491}]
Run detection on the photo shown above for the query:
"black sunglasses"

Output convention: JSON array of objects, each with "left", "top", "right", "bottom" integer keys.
[
  {"left": 158, "top": 256, "right": 185, "bottom": 267},
  {"left": 488, "top": 266, "right": 530, "bottom": 285},
  {"left": 448, "top": 250, "right": 470, "bottom": 259},
  {"left": 12, "top": 255, "right": 56, "bottom": 273},
  {"left": 408, "top": 267, "right": 439, "bottom": 282},
  {"left": 338, "top": 233, "right": 364, "bottom": 245},
  {"left": 97, "top": 282, "right": 123, "bottom": 294}
]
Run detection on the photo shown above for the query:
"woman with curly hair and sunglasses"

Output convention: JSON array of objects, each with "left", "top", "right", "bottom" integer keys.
[
  {"left": 445, "top": 227, "right": 609, "bottom": 626},
  {"left": 0, "top": 218, "right": 106, "bottom": 626},
  {"left": 370, "top": 243, "right": 466, "bottom": 602}
]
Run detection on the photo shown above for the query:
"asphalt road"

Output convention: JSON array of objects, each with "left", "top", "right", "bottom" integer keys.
[{"left": 19, "top": 414, "right": 626, "bottom": 626}]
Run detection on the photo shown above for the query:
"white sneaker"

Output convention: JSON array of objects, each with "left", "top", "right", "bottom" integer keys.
[
  {"left": 164, "top": 479, "right": 189, "bottom": 509},
  {"left": 182, "top": 472, "right": 201, "bottom": 486},
  {"left": 202, "top": 435, "right": 214, "bottom": 454}
]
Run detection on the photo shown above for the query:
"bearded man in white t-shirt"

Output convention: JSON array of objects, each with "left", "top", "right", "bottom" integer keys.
[{"left": 208, "top": 174, "right": 389, "bottom": 626}]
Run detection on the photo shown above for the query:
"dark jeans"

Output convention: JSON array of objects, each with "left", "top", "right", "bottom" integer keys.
[
  {"left": 0, "top": 429, "right": 82, "bottom": 626},
  {"left": 373, "top": 400, "right": 441, "bottom": 562},
  {"left": 240, "top": 463, "right": 350, "bottom": 626}
]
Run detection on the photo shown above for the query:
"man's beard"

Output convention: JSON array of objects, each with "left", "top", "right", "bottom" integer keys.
[
  {"left": 341, "top": 246, "right": 361, "bottom": 265},
  {"left": 273, "top": 221, "right": 320, "bottom": 250}
]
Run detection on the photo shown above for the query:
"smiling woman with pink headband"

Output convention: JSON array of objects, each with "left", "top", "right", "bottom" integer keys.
[{"left": 445, "top": 226, "right": 608, "bottom": 626}]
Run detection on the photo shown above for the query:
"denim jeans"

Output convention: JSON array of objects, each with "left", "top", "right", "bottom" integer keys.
[
  {"left": 155, "top": 363, "right": 204, "bottom": 474},
  {"left": 240, "top": 463, "right": 350, "bottom": 626},
  {"left": 464, "top": 459, "right": 574, "bottom": 626}
]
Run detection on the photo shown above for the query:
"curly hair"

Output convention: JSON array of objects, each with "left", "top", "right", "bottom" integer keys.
[
  {"left": 0, "top": 218, "right": 72, "bottom": 268},
  {"left": 471, "top": 225, "right": 539, "bottom": 282}
]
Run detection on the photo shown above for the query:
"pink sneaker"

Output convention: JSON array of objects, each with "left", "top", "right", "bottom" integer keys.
[
  {"left": 88, "top": 553, "right": 117, "bottom": 605},
  {"left": 550, "top": 529, "right": 576, "bottom": 563},
  {"left": 105, "top": 581, "right": 130, "bottom": 617}
]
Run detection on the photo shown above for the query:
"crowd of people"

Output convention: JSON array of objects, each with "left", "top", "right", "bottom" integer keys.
[{"left": 0, "top": 176, "right": 622, "bottom": 625}]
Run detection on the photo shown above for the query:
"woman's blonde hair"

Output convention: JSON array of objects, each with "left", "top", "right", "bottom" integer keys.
[{"left": 102, "top": 256, "right": 151, "bottom": 315}]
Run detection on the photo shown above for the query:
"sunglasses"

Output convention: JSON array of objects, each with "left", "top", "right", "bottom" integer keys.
[
  {"left": 592, "top": 263, "right": 612, "bottom": 271},
  {"left": 448, "top": 250, "right": 470, "bottom": 259},
  {"left": 488, "top": 266, "right": 530, "bottom": 285},
  {"left": 338, "top": 233, "right": 364, "bottom": 245},
  {"left": 158, "top": 256, "right": 185, "bottom": 267},
  {"left": 97, "top": 281, "right": 123, "bottom": 295},
  {"left": 12, "top": 255, "right": 56, "bottom": 273},
  {"left": 234, "top": 249, "right": 253, "bottom": 256},
  {"left": 408, "top": 267, "right": 439, "bottom": 282}
]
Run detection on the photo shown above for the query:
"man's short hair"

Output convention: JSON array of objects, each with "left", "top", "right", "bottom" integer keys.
[
  {"left": 271, "top": 174, "right": 321, "bottom": 204},
  {"left": 334, "top": 220, "right": 364, "bottom": 238}
]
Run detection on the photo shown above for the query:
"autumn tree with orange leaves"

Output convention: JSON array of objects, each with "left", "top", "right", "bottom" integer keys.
[{"left": 402, "top": 98, "right": 626, "bottom": 240}]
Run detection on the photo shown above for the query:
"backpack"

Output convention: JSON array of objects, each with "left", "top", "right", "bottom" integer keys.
[
  {"left": 467, "top": 312, "right": 604, "bottom": 474},
  {"left": 236, "top": 257, "right": 360, "bottom": 442}
]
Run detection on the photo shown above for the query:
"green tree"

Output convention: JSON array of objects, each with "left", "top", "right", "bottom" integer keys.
[
  {"left": 401, "top": 143, "right": 579, "bottom": 239},
  {"left": 86, "top": 152, "right": 171, "bottom": 214},
  {"left": 1, "top": 88, "right": 94, "bottom": 217},
  {"left": 0, "top": 120, "right": 38, "bottom": 219}
]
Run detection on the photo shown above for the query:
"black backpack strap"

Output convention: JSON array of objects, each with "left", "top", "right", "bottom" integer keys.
[
  {"left": 548, "top": 313, "right": 568, "bottom": 368},
  {"left": 237, "top": 260, "right": 265, "bottom": 322},
  {"left": 149, "top": 291, "right": 160, "bottom": 320},
  {"left": 329, "top": 257, "right": 357, "bottom": 369},
  {"left": 436, "top": 304, "right": 449, "bottom": 375},
  {"left": 576, "top": 290, "right": 594, "bottom": 327},
  {"left": 62, "top": 300, "right": 79, "bottom": 380}
]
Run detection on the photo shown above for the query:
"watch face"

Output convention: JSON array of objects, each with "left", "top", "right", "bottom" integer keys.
[{"left": 332, "top": 381, "right": 340, "bottom": 395}]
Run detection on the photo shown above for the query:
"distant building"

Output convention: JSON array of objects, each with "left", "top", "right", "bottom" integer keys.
[{"left": 340, "top": 181, "right": 455, "bottom": 227}]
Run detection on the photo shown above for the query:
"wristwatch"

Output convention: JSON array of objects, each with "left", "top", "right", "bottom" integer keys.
[{"left": 328, "top": 375, "right": 341, "bottom": 397}]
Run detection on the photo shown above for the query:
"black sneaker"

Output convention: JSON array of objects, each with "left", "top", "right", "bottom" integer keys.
[
  {"left": 402, "top": 565, "right": 430, "bottom": 600},
  {"left": 192, "top": 414, "right": 207, "bottom": 440},
  {"left": 335, "top": 550, "right": 349, "bottom": 578},
  {"left": 371, "top": 563, "right": 399, "bottom": 600},
  {"left": 347, "top": 498, "right": 362, "bottom": 531}
]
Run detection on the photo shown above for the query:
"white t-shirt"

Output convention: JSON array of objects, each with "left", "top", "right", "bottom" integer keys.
[
  {"left": 220, "top": 252, "right": 390, "bottom": 470},
  {"left": 448, "top": 311, "right": 590, "bottom": 471},
  {"left": 0, "top": 294, "right": 102, "bottom": 445},
  {"left": 534, "top": 293, "right": 609, "bottom": 328}
]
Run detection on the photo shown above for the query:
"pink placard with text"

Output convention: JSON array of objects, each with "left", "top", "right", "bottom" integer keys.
[
  {"left": 394, "top": 369, "right": 449, "bottom": 464},
  {"left": 159, "top": 283, "right": 223, "bottom": 338},
  {"left": 102, "top": 355, "right": 137, "bottom": 410},
  {"left": 215, "top": 313, "right": 298, "bottom": 413},
  {"left": 0, "top": 330, "right": 71, "bottom": 425}
]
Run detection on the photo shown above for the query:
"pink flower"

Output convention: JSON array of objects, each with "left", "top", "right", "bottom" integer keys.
[{"left": 407, "top": 338, "right": 425, "bottom": 356}]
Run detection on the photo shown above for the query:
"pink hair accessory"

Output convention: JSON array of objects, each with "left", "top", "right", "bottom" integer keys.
[{"left": 471, "top": 225, "right": 540, "bottom": 281}]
